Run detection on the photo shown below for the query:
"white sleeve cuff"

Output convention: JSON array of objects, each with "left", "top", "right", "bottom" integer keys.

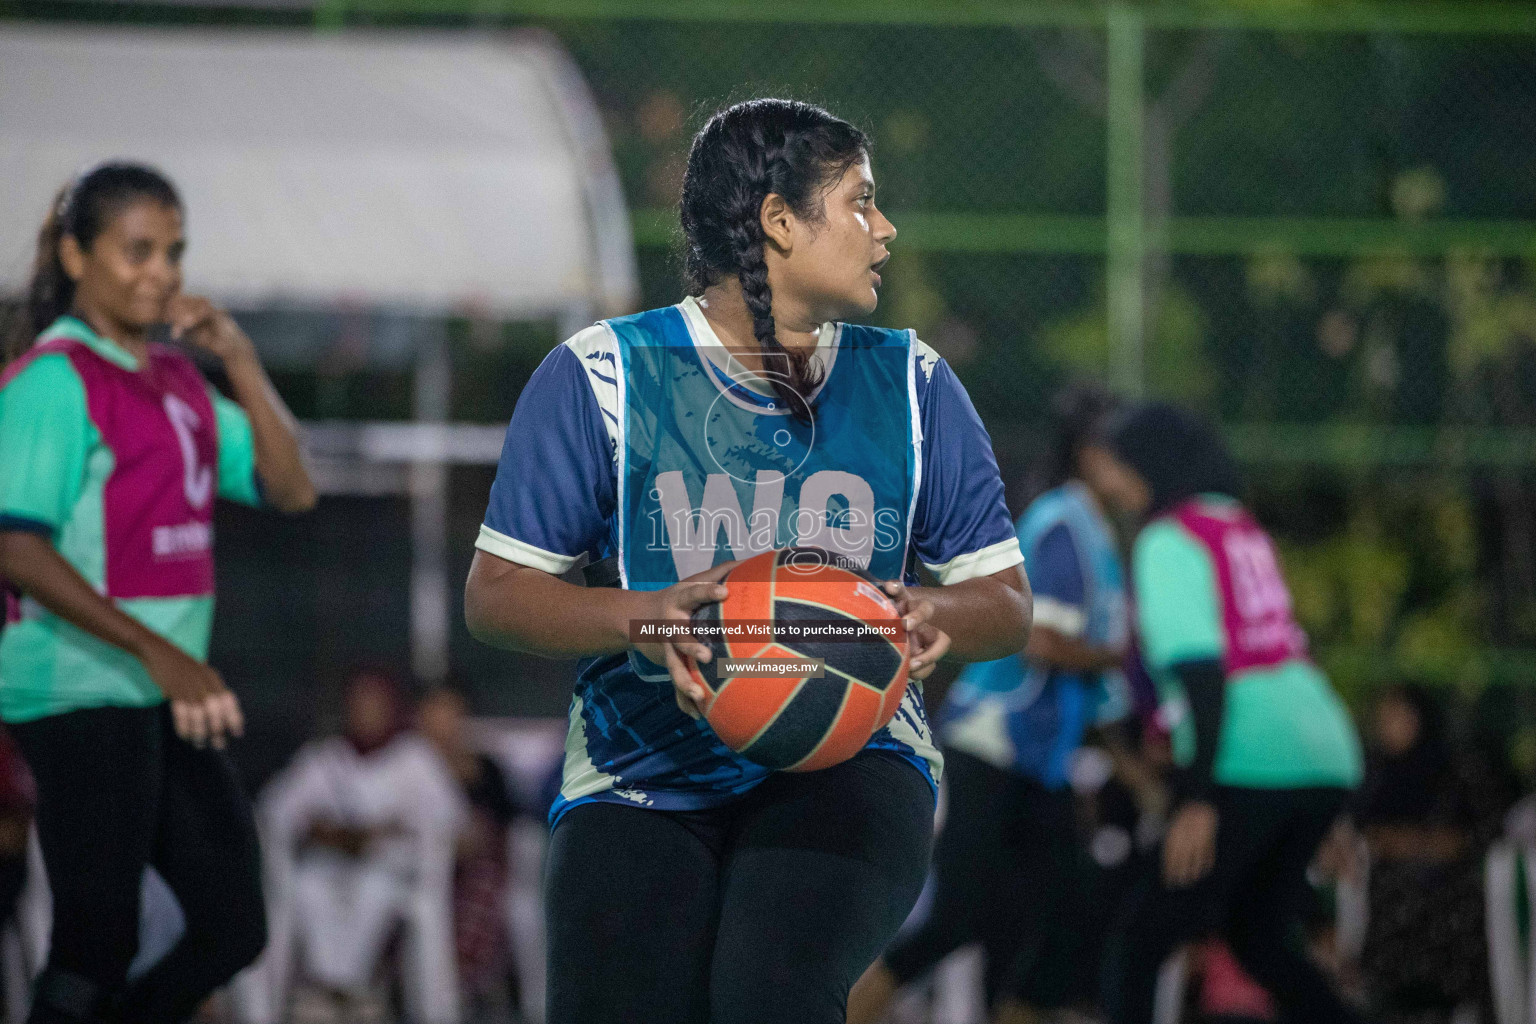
[
  {"left": 1031, "top": 596, "right": 1087, "bottom": 637},
  {"left": 923, "top": 537, "right": 1024, "bottom": 586},
  {"left": 475, "top": 524, "right": 578, "bottom": 575}
]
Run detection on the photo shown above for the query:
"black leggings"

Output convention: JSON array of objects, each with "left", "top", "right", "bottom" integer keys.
[
  {"left": 1100, "top": 786, "right": 1363, "bottom": 1024},
  {"left": 545, "top": 749, "right": 934, "bottom": 1024},
  {"left": 10, "top": 704, "right": 266, "bottom": 1024},
  {"left": 882, "top": 749, "right": 1082, "bottom": 1008}
]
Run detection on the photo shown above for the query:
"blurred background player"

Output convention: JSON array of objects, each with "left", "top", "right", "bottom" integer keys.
[
  {"left": 849, "top": 385, "right": 1129, "bottom": 1024},
  {"left": 0, "top": 162, "right": 314, "bottom": 1024},
  {"left": 416, "top": 684, "right": 524, "bottom": 1021},
  {"left": 244, "top": 667, "right": 465, "bottom": 1024},
  {"left": 463, "top": 99, "right": 1033, "bottom": 1024},
  {"left": 1086, "top": 404, "right": 1365, "bottom": 1024}
]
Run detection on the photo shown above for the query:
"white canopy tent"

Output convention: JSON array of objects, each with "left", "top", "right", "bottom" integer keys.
[
  {"left": 0, "top": 27, "right": 640, "bottom": 685},
  {"left": 0, "top": 26, "right": 637, "bottom": 320}
]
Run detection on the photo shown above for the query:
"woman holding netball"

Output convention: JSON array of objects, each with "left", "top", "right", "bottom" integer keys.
[
  {"left": 465, "top": 99, "right": 1032, "bottom": 1024},
  {"left": 0, "top": 163, "right": 314, "bottom": 1023},
  {"left": 1084, "top": 404, "right": 1364, "bottom": 1024}
]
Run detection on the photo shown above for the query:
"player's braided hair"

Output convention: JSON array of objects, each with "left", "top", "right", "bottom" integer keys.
[
  {"left": 680, "top": 99, "right": 868, "bottom": 423},
  {"left": 3, "top": 163, "right": 180, "bottom": 363}
]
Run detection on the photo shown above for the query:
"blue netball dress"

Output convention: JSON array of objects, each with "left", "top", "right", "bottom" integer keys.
[
  {"left": 940, "top": 481, "right": 1129, "bottom": 789},
  {"left": 476, "top": 297, "right": 1023, "bottom": 824}
]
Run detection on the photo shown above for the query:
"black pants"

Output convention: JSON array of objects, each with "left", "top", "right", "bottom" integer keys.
[
  {"left": 882, "top": 749, "right": 1082, "bottom": 1008},
  {"left": 1100, "top": 786, "right": 1364, "bottom": 1024},
  {"left": 545, "top": 750, "right": 934, "bottom": 1024},
  {"left": 10, "top": 704, "right": 266, "bottom": 1024}
]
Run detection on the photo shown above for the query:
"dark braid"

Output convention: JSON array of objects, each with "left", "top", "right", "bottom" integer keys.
[
  {"left": 680, "top": 99, "right": 867, "bottom": 423},
  {"left": 729, "top": 217, "right": 809, "bottom": 418},
  {"left": 3, "top": 162, "right": 180, "bottom": 363}
]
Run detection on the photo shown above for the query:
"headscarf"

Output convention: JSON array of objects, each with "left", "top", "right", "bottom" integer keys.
[
  {"left": 1107, "top": 403, "right": 1243, "bottom": 519},
  {"left": 341, "top": 667, "right": 412, "bottom": 757},
  {"left": 1356, "top": 683, "right": 1461, "bottom": 827}
]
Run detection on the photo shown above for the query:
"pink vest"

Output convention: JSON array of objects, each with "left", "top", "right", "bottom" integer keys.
[
  {"left": 0, "top": 337, "right": 220, "bottom": 604},
  {"left": 1170, "top": 498, "right": 1309, "bottom": 675}
]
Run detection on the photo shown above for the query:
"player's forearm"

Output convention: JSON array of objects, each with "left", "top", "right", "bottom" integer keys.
[
  {"left": 224, "top": 354, "right": 316, "bottom": 514},
  {"left": 1170, "top": 658, "right": 1227, "bottom": 803},
  {"left": 919, "top": 565, "right": 1032, "bottom": 663},
  {"left": 464, "top": 549, "right": 644, "bottom": 659},
  {"left": 1026, "top": 625, "right": 1124, "bottom": 672},
  {"left": 0, "top": 530, "right": 167, "bottom": 663}
]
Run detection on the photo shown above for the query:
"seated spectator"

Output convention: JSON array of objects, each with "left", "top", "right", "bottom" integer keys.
[
  {"left": 416, "top": 686, "right": 520, "bottom": 1019},
  {"left": 1356, "top": 683, "right": 1500, "bottom": 1024},
  {"left": 242, "top": 668, "right": 467, "bottom": 1024}
]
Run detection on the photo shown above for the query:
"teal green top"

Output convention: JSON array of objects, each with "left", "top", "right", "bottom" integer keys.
[
  {"left": 0, "top": 318, "right": 260, "bottom": 722},
  {"left": 1135, "top": 513, "right": 1363, "bottom": 789}
]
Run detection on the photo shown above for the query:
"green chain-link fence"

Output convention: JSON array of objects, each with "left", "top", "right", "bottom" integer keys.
[
  {"left": 526, "top": 4, "right": 1536, "bottom": 704},
  {"left": 9, "top": 0, "right": 1536, "bottom": 747}
]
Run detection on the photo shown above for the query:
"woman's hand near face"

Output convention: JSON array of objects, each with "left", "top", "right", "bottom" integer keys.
[
  {"left": 167, "top": 295, "right": 318, "bottom": 513},
  {"left": 166, "top": 294, "right": 258, "bottom": 368}
]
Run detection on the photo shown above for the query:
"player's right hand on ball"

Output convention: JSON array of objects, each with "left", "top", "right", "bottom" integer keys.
[
  {"left": 633, "top": 566, "right": 732, "bottom": 720},
  {"left": 140, "top": 638, "right": 245, "bottom": 750}
]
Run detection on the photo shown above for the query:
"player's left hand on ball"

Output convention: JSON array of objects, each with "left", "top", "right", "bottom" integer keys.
[
  {"left": 632, "top": 571, "right": 731, "bottom": 721},
  {"left": 166, "top": 294, "right": 257, "bottom": 365},
  {"left": 881, "top": 580, "right": 950, "bottom": 681}
]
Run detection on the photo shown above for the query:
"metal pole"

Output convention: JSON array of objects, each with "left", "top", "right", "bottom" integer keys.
[
  {"left": 1106, "top": 2, "right": 1146, "bottom": 398},
  {"left": 411, "top": 319, "right": 452, "bottom": 685},
  {"left": 313, "top": 0, "right": 346, "bottom": 31}
]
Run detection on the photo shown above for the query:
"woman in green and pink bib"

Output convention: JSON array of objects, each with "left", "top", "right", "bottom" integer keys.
[
  {"left": 0, "top": 163, "right": 314, "bottom": 1023},
  {"left": 1085, "top": 404, "right": 1365, "bottom": 1024}
]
